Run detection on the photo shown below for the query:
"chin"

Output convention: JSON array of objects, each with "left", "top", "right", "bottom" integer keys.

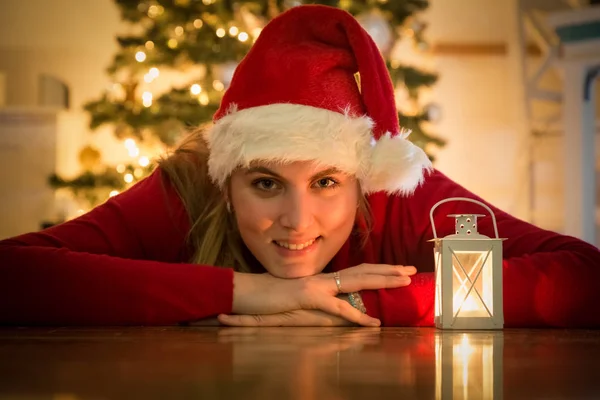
[{"left": 266, "top": 264, "right": 324, "bottom": 279}]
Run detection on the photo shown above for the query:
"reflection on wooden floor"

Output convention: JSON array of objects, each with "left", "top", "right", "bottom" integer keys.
[{"left": 0, "top": 327, "right": 599, "bottom": 399}]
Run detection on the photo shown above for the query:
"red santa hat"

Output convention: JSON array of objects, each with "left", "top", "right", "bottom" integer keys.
[{"left": 204, "top": 5, "right": 432, "bottom": 195}]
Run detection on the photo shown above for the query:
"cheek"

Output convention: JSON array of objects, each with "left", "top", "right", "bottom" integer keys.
[
  {"left": 231, "top": 190, "right": 275, "bottom": 235},
  {"left": 315, "top": 191, "right": 358, "bottom": 230}
]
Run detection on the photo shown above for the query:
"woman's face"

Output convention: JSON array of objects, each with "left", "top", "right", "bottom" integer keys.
[{"left": 229, "top": 160, "right": 359, "bottom": 278}]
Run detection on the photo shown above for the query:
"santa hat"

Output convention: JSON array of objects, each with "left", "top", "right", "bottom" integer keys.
[{"left": 204, "top": 5, "right": 432, "bottom": 195}]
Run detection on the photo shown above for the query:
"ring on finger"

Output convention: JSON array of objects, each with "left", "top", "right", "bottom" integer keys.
[{"left": 333, "top": 271, "right": 343, "bottom": 294}]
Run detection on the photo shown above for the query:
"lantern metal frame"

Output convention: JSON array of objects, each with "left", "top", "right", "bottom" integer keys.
[{"left": 430, "top": 197, "right": 504, "bottom": 330}]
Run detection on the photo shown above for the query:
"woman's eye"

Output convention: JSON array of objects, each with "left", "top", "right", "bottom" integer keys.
[
  {"left": 254, "top": 179, "right": 279, "bottom": 191},
  {"left": 315, "top": 178, "right": 337, "bottom": 189}
]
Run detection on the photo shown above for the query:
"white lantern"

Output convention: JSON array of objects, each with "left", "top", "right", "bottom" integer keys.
[{"left": 430, "top": 197, "right": 504, "bottom": 330}]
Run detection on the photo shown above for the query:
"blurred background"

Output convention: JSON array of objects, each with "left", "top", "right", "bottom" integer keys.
[{"left": 0, "top": 0, "right": 598, "bottom": 247}]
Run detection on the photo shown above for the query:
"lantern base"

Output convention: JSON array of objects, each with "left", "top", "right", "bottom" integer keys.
[{"left": 435, "top": 316, "right": 503, "bottom": 330}]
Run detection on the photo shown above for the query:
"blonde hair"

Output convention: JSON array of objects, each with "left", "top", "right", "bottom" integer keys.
[{"left": 159, "top": 128, "right": 372, "bottom": 271}]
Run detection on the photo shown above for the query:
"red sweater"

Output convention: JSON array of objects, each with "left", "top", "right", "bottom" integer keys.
[{"left": 1, "top": 168, "right": 599, "bottom": 327}]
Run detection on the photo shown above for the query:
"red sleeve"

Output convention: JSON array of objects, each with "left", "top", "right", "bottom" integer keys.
[
  {"left": 0, "top": 169, "right": 234, "bottom": 326},
  {"left": 360, "top": 170, "right": 600, "bottom": 328}
]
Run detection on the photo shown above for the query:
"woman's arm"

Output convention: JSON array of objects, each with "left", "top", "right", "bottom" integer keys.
[
  {"left": 0, "top": 169, "right": 234, "bottom": 325},
  {"left": 361, "top": 170, "right": 600, "bottom": 328}
]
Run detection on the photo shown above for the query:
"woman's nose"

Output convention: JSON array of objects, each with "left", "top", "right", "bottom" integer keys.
[{"left": 278, "top": 190, "right": 314, "bottom": 232}]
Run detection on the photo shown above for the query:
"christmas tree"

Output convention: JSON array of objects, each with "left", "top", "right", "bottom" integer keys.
[{"left": 50, "top": 0, "right": 442, "bottom": 210}]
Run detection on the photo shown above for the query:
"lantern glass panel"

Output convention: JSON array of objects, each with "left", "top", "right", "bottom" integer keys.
[
  {"left": 434, "top": 247, "right": 442, "bottom": 318},
  {"left": 451, "top": 250, "right": 493, "bottom": 318}
]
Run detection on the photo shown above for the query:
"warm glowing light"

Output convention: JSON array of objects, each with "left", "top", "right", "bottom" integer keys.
[
  {"left": 124, "top": 139, "right": 136, "bottom": 149},
  {"left": 124, "top": 173, "right": 134, "bottom": 183},
  {"left": 175, "top": 26, "right": 184, "bottom": 36},
  {"left": 145, "top": 41, "right": 154, "bottom": 50},
  {"left": 199, "top": 92, "right": 209, "bottom": 105},
  {"left": 193, "top": 19, "right": 203, "bottom": 29},
  {"left": 149, "top": 67, "right": 160, "bottom": 78},
  {"left": 168, "top": 38, "right": 178, "bottom": 48},
  {"left": 216, "top": 28, "right": 226, "bottom": 38},
  {"left": 142, "top": 91, "right": 153, "bottom": 107},
  {"left": 125, "top": 139, "right": 140, "bottom": 157},
  {"left": 128, "top": 147, "right": 140, "bottom": 157},
  {"left": 135, "top": 51, "right": 146, "bottom": 62},
  {"left": 148, "top": 5, "right": 160, "bottom": 18},
  {"left": 190, "top": 84, "right": 202, "bottom": 95},
  {"left": 109, "top": 190, "right": 120, "bottom": 197},
  {"left": 229, "top": 26, "right": 239, "bottom": 36},
  {"left": 451, "top": 250, "right": 493, "bottom": 318},
  {"left": 134, "top": 168, "right": 144, "bottom": 178},
  {"left": 238, "top": 32, "right": 249, "bottom": 42},
  {"left": 202, "top": 0, "right": 212, "bottom": 4},
  {"left": 116, "top": 164, "right": 126, "bottom": 173},
  {"left": 212, "top": 80, "right": 225, "bottom": 91},
  {"left": 138, "top": 156, "right": 150, "bottom": 167}
]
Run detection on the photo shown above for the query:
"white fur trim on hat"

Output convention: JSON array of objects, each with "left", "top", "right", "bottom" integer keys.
[{"left": 204, "top": 103, "right": 432, "bottom": 195}]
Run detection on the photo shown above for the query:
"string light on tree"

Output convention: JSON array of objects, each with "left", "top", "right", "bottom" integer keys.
[
  {"left": 199, "top": 92, "right": 209, "bottom": 105},
  {"left": 213, "top": 80, "right": 225, "bottom": 91},
  {"left": 135, "top": 51, "right": 147, "bottom": 62},
  {"left": 138, "top": 156, "right": 150, "bottom": 167},
  {"left": 145, "top": 41, "right": 154, "bottom": 50},
  {"left": 109, "top": 190, "right": 120, "bottom": 197},
  {"left": 238, "top": 32, "right": 249, "bottom": 42},
  {"left": 134, "top": 168, "right": 144, "bottom": 178},
  {"left": 190, "top": 84, "right": 202, "bottom": 95},
  {"left": 124, "top": 173, "right": 134, "bottom": 183},
  {"left": 124, "top": 139, "right": 140, "bottom": 158},
  {"left": 167, "top": 39, "right": 178, "bottom": 48},
  {"left": 193, "top": 19, "right": 203, "bottom": 29},
  {"left": 147, "top": 5, "right": 164, "bottom": 18},
  {"left": 229, "top": 26, "right": 239, "bottom": 36},
  {"left": 144, "top": 67, "right": 160, "bottom": 83},
  {"left": 216, "top": 28, "right": 226, "bottom": 38},
  {"left": 142, "top": 91, "right": 153, "bottom": 107}
]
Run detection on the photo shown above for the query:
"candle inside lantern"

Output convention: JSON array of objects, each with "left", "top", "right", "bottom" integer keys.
[{"left": 451, "top": 250, "right": 494, "bottom": 318}]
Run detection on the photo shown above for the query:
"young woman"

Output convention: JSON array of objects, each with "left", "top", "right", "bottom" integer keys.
[{"left": 1, "top": 5, "right": 599, "bottom": 328}]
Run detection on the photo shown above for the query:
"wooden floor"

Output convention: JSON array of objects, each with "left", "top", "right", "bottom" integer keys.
[{"left": 0, "top": 327, "right": 599, "bottom": 399}]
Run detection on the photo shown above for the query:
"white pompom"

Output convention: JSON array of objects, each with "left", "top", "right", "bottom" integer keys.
[{"left": 364, "top": 132, "right": 433, "bottom": 195}]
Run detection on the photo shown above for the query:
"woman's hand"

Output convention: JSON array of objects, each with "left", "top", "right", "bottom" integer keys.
[
  {"left": 218, "top": 309, "right": 358, "bottom": 327},
  {"left": 231, "top": 263, "right": 416, "bottom": 327}
]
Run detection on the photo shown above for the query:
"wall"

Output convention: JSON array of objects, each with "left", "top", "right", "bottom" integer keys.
[{"left": 424, "top": 0, "right": 531, "bottom": 222}]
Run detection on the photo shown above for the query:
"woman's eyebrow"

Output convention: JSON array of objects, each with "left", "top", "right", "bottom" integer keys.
[
  {"left": 309, "top": 167, "right": 342, "bottom": 180},
  {"left": 244, "top": 166, "right": 342, "bottom": 181},
  {"left": 245, "top": 166, "right": 282, "bottom": 178}
]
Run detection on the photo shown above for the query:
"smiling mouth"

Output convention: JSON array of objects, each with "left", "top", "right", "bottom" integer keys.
[{"left": 273, "top": 237, "right": 321, "bottom": 250}]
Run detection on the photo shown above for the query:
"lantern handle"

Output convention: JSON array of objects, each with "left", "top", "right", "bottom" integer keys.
[{"left": 429, "top": 197, "right": 499, "bottom": 239}]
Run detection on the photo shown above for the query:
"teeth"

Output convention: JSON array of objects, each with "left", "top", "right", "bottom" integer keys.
[{"left": 275, "top": 238, "right": 316, "bottom": 250}]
